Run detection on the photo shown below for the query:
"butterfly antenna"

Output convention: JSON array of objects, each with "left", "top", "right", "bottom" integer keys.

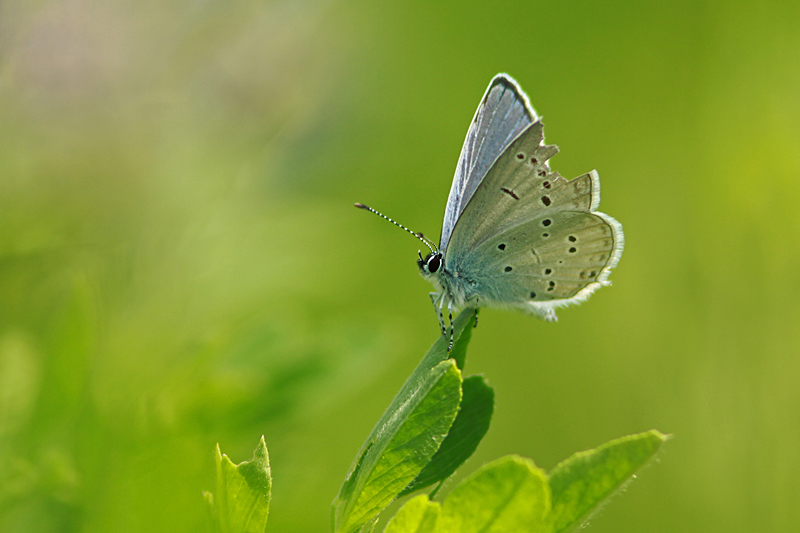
[{"left": 354, "top": 203, "right": 437, "bottom": 253}]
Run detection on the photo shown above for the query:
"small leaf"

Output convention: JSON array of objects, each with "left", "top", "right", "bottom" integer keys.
[
  {"left": 383, "top": 495, "right": 440, "bottom": 533},
  {"left": 438, "top": 455, "right": 550, "bottom": 533},
  {"left": 547, "top": 429, "right": 668, "bottom": 533},
  {"left": 400, "top": 375, "right": 494, "bottom": 496},
  {"left": 208, "top": 436, "right": 272, "bottom": 533},
  {"left": 203, "top": 491, "right": 219, "bottom": 533},
  {"left": 333, "top": 309, "right": 475, "bottom": 532},
  {"left": 333, "top": 360, "right": 463, "bottom": 533}
]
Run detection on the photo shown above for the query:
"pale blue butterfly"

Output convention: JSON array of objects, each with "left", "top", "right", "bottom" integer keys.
[{"left": 356, "top": 74, "right": 624, "bottom": 348}]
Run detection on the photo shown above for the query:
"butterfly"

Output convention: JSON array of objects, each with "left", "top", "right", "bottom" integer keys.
[{"left": 356, "top": 74, "right": 624, "bottom": 348}]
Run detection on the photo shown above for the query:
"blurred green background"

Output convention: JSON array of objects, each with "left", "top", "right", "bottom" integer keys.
[{"left": 1, "top": 0, "right": 799, "bottom": 531}]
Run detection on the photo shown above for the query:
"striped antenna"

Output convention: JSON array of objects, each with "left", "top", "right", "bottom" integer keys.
[{"left": 354, "top": 203, "right": 437, "bottom": 253}]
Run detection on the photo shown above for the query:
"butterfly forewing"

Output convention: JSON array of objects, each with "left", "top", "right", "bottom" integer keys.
[
  {"left": 445, "top": 121, "right": 581, "bottom": 253},
  {"left": 440, "top": 75, "right": 538, "bottom": 251}
]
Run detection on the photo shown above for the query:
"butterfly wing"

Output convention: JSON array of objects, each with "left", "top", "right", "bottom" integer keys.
[
  {"left": 444, "top": 121, "right": 624, "bottom": 320},
  {"left": 440, "top": 74, "right": 538, "bottom": 252}
]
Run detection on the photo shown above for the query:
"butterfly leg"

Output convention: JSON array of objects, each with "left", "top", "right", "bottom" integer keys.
[
  {"left": 473, "top": 307, "right": 480, "bottom": 329},
  {"left": 430, "top": 293, "right": 446, "bottom": 336},
  {"left": 447, "top": 301, "right": 454, "bottom": 352}
]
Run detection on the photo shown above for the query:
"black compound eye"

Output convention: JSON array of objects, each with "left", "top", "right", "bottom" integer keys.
[{"left": 427, "top": 255, "right": 441, "bottom": 273}]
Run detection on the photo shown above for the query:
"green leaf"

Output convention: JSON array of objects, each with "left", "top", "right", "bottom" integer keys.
[
  {"left": 438, "top": 455, "right": 550, "bottom": 533},
  {"left": 333, "top": 359, "right": 463, "bottom": 533},
  {"left": 383, "top": 495, "right": 441, "bottom": 533},
  {"left": 399, "top": 375, "right": 494, "bottom": 496},
  {"left": 207, "top": 436, "right": 272, "bottom": 533},
  {"left": 547, "top": 429, "right": 668, "bottom": 533},
  {"left": 333, "top": 309, "right": 475, "bottom": 532}
]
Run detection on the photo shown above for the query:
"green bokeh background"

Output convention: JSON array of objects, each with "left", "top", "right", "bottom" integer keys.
[{"left": 2, "top": 0, "right": 799, "bottom": 531}]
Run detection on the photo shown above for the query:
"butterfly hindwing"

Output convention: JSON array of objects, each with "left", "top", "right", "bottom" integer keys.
[{"left": 465, "top": 211, "right": 621, "bottom": 309}]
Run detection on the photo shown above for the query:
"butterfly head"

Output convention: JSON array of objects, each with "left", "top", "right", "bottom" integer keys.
[{"left": 417, "top": 251, "right": 443, "bottom": 277}]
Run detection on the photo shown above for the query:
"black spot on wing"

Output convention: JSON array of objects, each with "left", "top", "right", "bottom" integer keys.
[{"left": 501, "top": 187, "right": 520, "bottom": 200}]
